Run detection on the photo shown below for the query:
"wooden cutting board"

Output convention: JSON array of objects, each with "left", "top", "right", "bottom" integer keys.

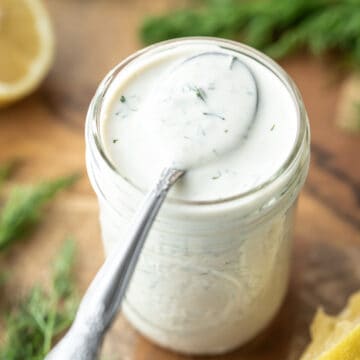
[{"left": 0, "top": 1, "right": 359, "bottom": 359}]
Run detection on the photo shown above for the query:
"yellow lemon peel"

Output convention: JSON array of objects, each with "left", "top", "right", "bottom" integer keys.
[
  {"left": 0, "top": 0, "right": 54, "bottom": 107},
  {"left": 301, "top": 292, "right": 360, "bottom": 360}
]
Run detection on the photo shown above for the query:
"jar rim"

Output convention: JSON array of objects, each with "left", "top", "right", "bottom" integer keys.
[{"left": 87, "top": 37, "right": 309, "bottom": 207}]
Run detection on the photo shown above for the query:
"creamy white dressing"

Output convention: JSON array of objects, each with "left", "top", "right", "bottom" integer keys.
[
  {"left": 87, "top": 39, "right": 309, "bottom": 355},
  {"left": 101, "top": 44, "right": 298, "bottom": 202},
  {"left": 137, "top": 52, "right": 258, "bottom": 170}
]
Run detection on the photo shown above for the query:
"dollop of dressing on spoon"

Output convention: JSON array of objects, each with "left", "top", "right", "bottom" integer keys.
[
  {"left": 102, "top": 45, "right": 298, "bottom": 202},
  {"left": 138, "top": 52, "right": 258, "bottom": 169}
]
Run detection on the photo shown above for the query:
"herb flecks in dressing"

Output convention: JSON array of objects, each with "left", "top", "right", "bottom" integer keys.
[
  {"left": 189, "top": 86, "right": 207, "bottom": 102},
  {"left": 137, "top": 52, "right": 258, "bottom": 170},
  {"left": 103, "top": 45, "right": 298, "bottom": 202},
  {"left": 203, "top": 112, "right": 225, "bottom": 121}
]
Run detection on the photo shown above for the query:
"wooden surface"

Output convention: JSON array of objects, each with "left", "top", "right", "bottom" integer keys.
[{"left": 0, "top": 1, "right": 359, "bottom": 359}]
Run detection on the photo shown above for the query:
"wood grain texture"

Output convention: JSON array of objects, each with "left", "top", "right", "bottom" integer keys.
[{"left": 0, "top": 1, "right": 359, "bottom": 359}]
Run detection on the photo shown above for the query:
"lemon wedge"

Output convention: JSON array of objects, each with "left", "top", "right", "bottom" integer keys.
[
  {"left": 0, "top": 0, "right": 54, "bottom": 107},
  {"left": 300, "top": 291, "right": 360, "bottom": 360}
]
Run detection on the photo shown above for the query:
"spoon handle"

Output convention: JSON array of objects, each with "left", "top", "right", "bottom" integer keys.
[{"left": 46, "top": 167, "right": 184, "bottom": 360}]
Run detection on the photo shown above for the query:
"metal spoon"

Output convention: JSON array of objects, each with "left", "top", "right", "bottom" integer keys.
[
  {"left": 46, "top": 52, "right": 258, "bottom": 359},
  {"left": 45, "top": 167, "right": 184, "bottom": 360}
]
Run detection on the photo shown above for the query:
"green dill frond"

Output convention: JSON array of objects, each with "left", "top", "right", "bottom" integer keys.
[
  {"left": 0, "top": 174, "right": 79, "bottom": 250},
  {"left": 0, "top": 240, "right": 78, "bottom": 360},
  {"left": 140, "top": 0, "right": 360, "bottom": 66}
]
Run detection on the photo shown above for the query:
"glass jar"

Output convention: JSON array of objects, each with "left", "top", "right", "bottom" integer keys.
[{"left": 85, "top": 38, "right": 310, "bottom": 355}]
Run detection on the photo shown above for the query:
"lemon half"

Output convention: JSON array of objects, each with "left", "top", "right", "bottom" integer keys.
[
  {"left": 0, "top": 0, "right": 54, "bottom": 107},
  {"left": 301, "top": 292, "right": 360, "bottom": 360}
]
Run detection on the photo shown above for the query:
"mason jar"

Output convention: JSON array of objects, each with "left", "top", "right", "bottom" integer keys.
[{"left": 85, "top": 38, "right": 310, "bottom": 355}]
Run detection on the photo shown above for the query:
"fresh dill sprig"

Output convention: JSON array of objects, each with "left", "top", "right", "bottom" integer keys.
[
  {"left": 0, "top": 239, "right": 78, "bottom": 360},
  {"left": 140, "top": 0, "right": 360, "bottom": 66},
  {"left": 0, "top": 173, "right": 79, "bottom": 250}
]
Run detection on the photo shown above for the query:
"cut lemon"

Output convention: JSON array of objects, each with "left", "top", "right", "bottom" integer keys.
[
  {"left": 0, "top": 0, "right": 54, "bottom": 107},
  {"left": 300, "top": 291, "right": 360, "bottom": 360}
]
